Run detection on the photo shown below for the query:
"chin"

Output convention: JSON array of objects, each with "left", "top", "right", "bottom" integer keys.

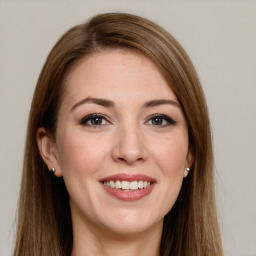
[{"left": 98, "top": 209, "right": 162, "bottom": 236}]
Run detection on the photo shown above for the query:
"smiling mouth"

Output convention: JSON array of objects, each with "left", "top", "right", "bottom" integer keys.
[
  {"left": 99, "top": 174, "right": 156, "bottom": 201},
  {"left": 102, "top": 180, "right": 152, "bottom": 191}
]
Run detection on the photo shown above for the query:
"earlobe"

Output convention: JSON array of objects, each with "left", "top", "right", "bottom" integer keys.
[
  {"left": 184, "top": 148, "right": 194, "bottom": 178},
  {"left": 184, "top": 167, "right": 190, "bottom": 178},
  {"left": 36, "top": 127, "right": 62, "bottom": 177}
]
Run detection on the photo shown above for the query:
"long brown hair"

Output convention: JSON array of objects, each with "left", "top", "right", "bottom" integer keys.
[{"left": 14, "top": 12, "right": 223, "bottom": 256}]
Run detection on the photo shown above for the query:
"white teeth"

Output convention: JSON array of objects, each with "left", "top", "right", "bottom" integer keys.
[
  {"left": 110, "top": 180, "right": 115, "bottom": 188},
  {"left": 138, "top": 180, "right": 144, "bottom": 189},
  {"left": 115, "top": 180, "right": 122, "bottom": 189},
  {"left": 121, "top": 181, "right": 130, "bottom": 190},
  {"left": 129, "top": 181, "right": 138, "bottom": 190},
  {"left": 103, "top": 180, "right": 151, "bottom": 190}
]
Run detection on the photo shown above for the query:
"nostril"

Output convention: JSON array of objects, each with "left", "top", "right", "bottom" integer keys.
[
  {"left": 116, "top": 155, "right": 144, "bottom": 165},
  {"left": 111, "top": 134, "right": 147, "bottom": 164}
]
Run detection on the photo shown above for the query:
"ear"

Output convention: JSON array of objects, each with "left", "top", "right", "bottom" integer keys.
[
  {"left": 36, "top": 127, "right": 62, "bottom": 177},
  {"left": 184, "top": 147, "right": 194, "bottom": 178}
]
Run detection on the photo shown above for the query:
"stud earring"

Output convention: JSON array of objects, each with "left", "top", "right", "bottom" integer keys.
[
  {"left": 50, "top": 167, "right": 55, "bottom": 175},
  {"left": 184, "top": 167, "right": 190, "bottom": 178}
]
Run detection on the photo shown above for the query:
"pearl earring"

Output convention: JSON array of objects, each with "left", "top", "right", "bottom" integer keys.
[
  {"left": 50, "top": 167, "right": 55, "bottom": 175},
  {"left": 184, "top": 167, "right": 190, "bottom": 177}
]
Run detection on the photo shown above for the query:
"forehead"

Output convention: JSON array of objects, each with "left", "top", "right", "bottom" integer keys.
[{"left": 63, "top": 49, "right": 177, "bottom": 105}]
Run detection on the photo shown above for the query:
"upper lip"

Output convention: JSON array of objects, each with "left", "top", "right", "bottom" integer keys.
[{"left": 99, "top": 173, "right": 156, "bottom": 183}]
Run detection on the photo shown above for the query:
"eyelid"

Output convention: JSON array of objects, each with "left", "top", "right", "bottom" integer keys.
[
  {"left": 79, "top": 113, "right": 111, "bottom": 126},
  {"left": 145, "top": 113, "right": 177, "bottom": 126},
  {"left": 79, "top": 113, "right": 176, "bottom": 127}
]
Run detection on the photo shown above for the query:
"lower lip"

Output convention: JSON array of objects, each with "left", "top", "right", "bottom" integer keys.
[{"left": 101, "top": 183, "right": 155, "bottom": 201}]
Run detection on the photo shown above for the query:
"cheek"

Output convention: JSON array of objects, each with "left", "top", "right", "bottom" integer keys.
[
  {"left": 55, "top": 131, "right": 110, "bottom": 212},
  {"left": 56, "top": 130, "right": 109, "bottom": 178},
  {"left": 151, "top": 135, "right": 189, "bottom": 176},
  {"left": 148, "top": 134, "right": 188, "bottom": 214}
]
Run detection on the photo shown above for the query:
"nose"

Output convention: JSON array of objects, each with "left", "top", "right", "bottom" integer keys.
[{"left": 112, "top": 124, "right": 147, "bottom": 165}]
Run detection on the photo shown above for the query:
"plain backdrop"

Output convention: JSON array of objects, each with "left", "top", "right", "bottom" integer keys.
[{"left": 0, "top": 1, "right": 255, "bottom": 256}]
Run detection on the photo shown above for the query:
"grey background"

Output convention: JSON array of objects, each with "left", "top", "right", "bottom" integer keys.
[{"left": 0, "top": 1, "right": 255, "bottom": 255}]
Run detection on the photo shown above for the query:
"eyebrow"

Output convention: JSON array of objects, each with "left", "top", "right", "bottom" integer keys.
[
  {"left": 70, "top": 97, "right": 179, "bottom": 112},
  {"left": 143, "top": 99, "right": 180, "bottom": 108},
  {"left": 70, "top": 97, "right": 115, "bottom": 111}
]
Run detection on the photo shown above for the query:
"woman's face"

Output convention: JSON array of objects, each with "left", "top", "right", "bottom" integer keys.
[{"left": 47, "top": 49, "right": 192, "bottom": 235}]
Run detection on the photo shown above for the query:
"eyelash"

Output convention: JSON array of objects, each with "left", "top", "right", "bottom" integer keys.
[
  {"left": 79, "top": 114, "right": 110, "bottom": 127},
  {"left": 145, "top": 114, "right": 176, "bottom": 127},
  {"left": 79, "top": 113, "right": 176, "bottom": 127}
]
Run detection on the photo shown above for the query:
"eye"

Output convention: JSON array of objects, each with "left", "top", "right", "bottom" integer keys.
[
  {"left": 146, "top": 114, "right": 176, "bottom": 127},
  {"left": 80, "top": 114, "right": 110, "bottom": 127}
]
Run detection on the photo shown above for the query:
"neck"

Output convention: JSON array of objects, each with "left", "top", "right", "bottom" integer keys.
[{"left": 71, "top": 219, "right": 162, "bottom": 256}]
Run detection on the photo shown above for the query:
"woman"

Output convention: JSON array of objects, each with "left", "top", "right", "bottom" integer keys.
[{"left": 14, "top": 12, "right": 223, "bottom": 256}]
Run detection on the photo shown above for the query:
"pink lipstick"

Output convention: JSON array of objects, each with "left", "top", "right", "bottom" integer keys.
[{"left": 99, "top": 174, "right": 156, "bottom": 201}]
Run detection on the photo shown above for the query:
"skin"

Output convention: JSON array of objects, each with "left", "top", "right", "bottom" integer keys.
[{"left": 37, "top": 49, "right": 193, "bottom": 256}]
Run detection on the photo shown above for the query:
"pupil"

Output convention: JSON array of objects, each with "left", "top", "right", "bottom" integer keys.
[
  {"left": 153, "top": 117, "right": 162, "bottom": 125},
  {"left": 92, "top": 117, "right": 102, "bottom": 125}
]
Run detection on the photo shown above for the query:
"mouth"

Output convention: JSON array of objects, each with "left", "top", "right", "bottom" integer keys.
[
  {"left": 102, "top": 180, "right": 152, "bottom": 191},
  {"left": 99, "top": 174, "right": 156, "bottom": 201}
]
